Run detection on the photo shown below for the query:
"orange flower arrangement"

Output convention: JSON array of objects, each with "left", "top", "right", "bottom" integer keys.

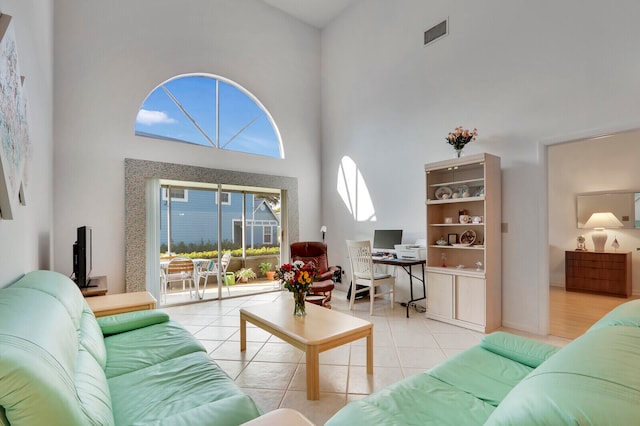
[{"left": 446, "top": 126, "right": 478, "bottom": 151}]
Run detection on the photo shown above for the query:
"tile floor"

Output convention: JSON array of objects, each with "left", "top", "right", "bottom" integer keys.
[
  {"left": 162, "top": 290, "right": 570, "bottom": 425},
  {"left": 163, "top": 279, "right": 279, "bottom": 306}
]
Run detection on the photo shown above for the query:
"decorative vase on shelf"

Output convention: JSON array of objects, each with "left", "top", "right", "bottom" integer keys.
[
  {"left": 293, "top": 290, "right": 307, "bottom": 316},
  {"left": 446, "top": 127, "right": 477, "bottom": 159}
]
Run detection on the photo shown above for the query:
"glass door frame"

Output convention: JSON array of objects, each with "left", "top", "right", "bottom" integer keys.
[{"left": 125, "top": 158, "right": 298, "bottom": 297}]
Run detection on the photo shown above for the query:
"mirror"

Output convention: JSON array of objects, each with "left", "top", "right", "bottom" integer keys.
[{"left": 577, "top": 192, "right": 640, "bottom": 228}]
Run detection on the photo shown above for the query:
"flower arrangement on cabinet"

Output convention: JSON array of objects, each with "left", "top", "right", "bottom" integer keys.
[{"left": 446, "top": 126, "right": 478, "bottom": 156}]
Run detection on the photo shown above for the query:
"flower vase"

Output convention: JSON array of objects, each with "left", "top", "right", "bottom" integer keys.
[
  {"left": 293, "top": 290, "right": 307, "bottom": 316},
  {"left": 454, "top": 148, "right": 464, "bottom": 158}
]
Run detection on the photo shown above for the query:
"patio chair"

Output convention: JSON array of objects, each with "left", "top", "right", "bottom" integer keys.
[
  {"left": 164, "top": 257, "right": 197, "bottom": 299},
  {"left": 199, "top": 251, "right": 232, "bottom": 298},
  {"left": 346, "top": 239, "right": 395, "bottom": 315}
]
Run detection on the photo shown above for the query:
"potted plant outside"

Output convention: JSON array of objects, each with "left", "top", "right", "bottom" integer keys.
[
  {"left": 235, "top": 268, "right": 257, "bottom": 283},
  {"left": 259, "top": 262, "right": 276, "bottom": 281}
]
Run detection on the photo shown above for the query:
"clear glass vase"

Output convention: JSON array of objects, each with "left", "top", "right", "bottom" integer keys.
[
  {"left": 455, "top": 148, "right": 464, "bottom": 158},
  {"left": 293, "top": 290, "right": 307, "bottom": 316}
]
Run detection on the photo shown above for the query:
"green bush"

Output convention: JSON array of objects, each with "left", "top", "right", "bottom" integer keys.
[
  {"left": 160, "top": 245, "right": 280, "bottom": 260},
  {"left": 160, "top": 239, "right": 240, "bottom": 254}
]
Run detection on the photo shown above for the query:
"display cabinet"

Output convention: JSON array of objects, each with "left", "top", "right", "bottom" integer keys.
[{"left": 425, "top": 153, "right": 501, "bottom": 333}]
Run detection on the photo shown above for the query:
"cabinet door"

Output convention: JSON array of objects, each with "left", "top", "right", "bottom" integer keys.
[
  {"left": 427, "top": 272, "right": 453, "bottom": 319},
  {"left": 456, "top": 276, "right": 485, "bottom": 325}
]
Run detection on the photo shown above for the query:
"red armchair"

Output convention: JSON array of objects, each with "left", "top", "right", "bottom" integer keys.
[{"left": 290, "top": 241, "right": 337, "bottom": 303}]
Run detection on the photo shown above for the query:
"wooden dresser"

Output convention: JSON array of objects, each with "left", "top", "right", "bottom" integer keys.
[{"left": 565, "top": 251, "right": 631, "bottom": 297}]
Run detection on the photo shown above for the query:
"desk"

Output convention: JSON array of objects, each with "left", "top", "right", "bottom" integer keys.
[{"left": 373, "top": 258, "right": 426, "bottom": 318}]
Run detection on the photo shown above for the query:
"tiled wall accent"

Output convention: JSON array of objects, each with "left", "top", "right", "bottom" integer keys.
[{"left": 124, "top": 158, "right": 299, "bottom": 293}]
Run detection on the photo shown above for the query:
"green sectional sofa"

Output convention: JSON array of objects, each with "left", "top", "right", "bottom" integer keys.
[
  {"left": 327, "top": 299, "right": 640, "bottom": 425},
  {"left": 0, "top": 270, "right": 262, "bottom": 425}
]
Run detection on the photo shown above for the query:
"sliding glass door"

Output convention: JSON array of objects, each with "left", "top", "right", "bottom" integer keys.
[{"left": 159, "top": 180, "right": 281, "bottom": 306}]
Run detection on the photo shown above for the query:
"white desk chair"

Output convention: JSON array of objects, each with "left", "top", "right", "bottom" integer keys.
[
  {"left": 346, "top": 239, "right": 395, "bottom": 315},
  {"left": 199, "top": 251, "right": 232, "bottom": 298}
]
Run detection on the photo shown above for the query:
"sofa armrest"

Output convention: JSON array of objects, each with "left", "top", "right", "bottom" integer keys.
[
  {"left": 97, "top": 310, "right": 170, "bottom": 335},
  {"left": 317, "top": 270, "right": 335, "bottom": 281},
  {"left": 481, "top": 332, "right": 560, "bottom": 368},
  {"left": 588, "top": 299, "right": 640, "bottom": 332}
]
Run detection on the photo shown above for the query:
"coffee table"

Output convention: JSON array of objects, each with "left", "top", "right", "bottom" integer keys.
[{"left": 240, "top": 298, "right": 373, "bottom": 400}]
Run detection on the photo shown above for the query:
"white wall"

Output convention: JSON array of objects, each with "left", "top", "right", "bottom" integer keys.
[
  {"left": 548, "top": 130, "right": 640, "bottom": 293},
  {"left": 321, "top": 0, "right": 640, "bottom": 333},
  {"left": 53, "top": 0, "right": 322, "bottom": 293},
  {"left": 0, "top": 1, "right": 53, "bottom": 286}
]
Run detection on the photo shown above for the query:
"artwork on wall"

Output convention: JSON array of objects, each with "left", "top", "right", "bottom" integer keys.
[{"left": 0, "top": 13, "right": 30, "bottom": 220}]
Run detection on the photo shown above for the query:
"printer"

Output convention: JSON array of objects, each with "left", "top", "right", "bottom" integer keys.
[{"left": 394, "top": 243, "right": 426, "bottom": 260}]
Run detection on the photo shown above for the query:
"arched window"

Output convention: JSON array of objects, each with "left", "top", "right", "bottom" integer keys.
[{"left": 135, "top": 74, "right": 283, "bottom": 158}]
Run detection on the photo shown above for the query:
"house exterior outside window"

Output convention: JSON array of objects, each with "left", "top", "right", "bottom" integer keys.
[{"left": 160, "top": 189, "right": 279, "bottom": 250}]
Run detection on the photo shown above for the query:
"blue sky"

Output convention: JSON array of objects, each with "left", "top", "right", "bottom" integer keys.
[{"left": 135, "top": 75, "right": 282, "bottom": 158}]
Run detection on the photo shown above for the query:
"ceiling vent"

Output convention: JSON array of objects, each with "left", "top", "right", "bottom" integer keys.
[{"left": 424, "top": 19, "right": 448, "bottom": 46}]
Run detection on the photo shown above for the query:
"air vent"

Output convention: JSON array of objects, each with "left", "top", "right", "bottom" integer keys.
[{"left": 424, "top": 19, "right": 448, "bottom": 46}]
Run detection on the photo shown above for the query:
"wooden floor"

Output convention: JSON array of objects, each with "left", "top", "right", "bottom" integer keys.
[{"left": 549, "top": 286, "right": 639, "bottom": 339}]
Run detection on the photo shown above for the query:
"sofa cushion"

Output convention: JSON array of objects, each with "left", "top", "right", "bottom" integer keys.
[
  {"left": 0, "top": 286, "right": 114, "bottom": 425},
  {"left": 428, "top": 345, "right": 534, "bottom": 406},
  {"left": 97, "top": 309, "right": 170, "bottom": 335},
  {"left": 485, "top": 326, "right": 640, "bottom": 425},
  {"left": 75, "top": 348, "right": 114, "bottom": 425},
  {"left": 480, "top": 331, "right": 560, "bottom": 368},
  {"left": 79, "top": 306, "right": 108, "bottom": 369},
  {"left": 325, "top": 372, "right": 495, "bottom": 426},
  {"left": 12, "top": 270, "right": 86, "bottom": 328},
  {"left": 108, "top": 351, "right": 262, "bottom": 425},
  {"left": 103, "top": 320, "right": 206, "bottom": 379}
]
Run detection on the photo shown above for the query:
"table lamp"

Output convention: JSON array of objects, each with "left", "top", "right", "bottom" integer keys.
[{"left": 583, "top": 212, "right": 623, "bottom": 252}]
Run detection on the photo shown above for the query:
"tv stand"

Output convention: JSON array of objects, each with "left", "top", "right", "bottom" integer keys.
[
  {"left": 80, "top": 278, "right": 99, "bottom": 288},
  {"left": 79, "top": 276, "right": 108, "bottom": 297}
]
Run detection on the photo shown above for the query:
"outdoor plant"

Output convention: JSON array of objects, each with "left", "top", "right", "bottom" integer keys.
[
  {"left": 259, "top": 262, "right": 274, "bottom": 275},
  {"left": 235, "top": 268, "right": 257, "bottom": 282},
  {"left": 260, "top": 262, "right": 277, "bottom": 280}
]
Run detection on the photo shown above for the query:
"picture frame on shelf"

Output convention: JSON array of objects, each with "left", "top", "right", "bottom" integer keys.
[{"left": 447, "top": 233, "right": 458, "bottom": 245}]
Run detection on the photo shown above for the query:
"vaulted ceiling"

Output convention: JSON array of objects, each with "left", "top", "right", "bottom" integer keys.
[{"left": 261, "top": 0, "right": 357, "bottom": 28}]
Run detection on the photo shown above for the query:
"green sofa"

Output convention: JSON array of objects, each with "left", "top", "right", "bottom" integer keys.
[
  {"left": 327, "top": 299, "right": 640, "bottom": 425},
  {"left": 0, "top": 270, "right": 262, "bottom": 425}
]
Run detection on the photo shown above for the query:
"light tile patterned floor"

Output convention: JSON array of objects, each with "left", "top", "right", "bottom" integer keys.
[{"left": 161, "top": 290, "right": 569, "bottom": 425}]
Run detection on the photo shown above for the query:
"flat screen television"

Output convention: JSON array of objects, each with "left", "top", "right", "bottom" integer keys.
[
  {"left": 73, "top": 226, "right": 94, "bottom": 287},
  {"left": 372, "top": 229, "right": 403, "bottom": 253}
]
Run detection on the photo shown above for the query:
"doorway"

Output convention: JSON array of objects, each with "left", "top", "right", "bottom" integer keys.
[{"left": 547, "top": 130, "right": 640, "bottom": 338}]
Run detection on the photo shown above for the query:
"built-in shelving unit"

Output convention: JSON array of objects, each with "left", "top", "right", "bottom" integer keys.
[{"left": 424, "top": 153, "right": 501, "bottom": 333}]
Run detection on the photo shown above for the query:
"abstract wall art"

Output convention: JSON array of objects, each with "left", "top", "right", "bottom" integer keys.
[{"left": 0, "top": 13, "right": 30, "bottom": 220}]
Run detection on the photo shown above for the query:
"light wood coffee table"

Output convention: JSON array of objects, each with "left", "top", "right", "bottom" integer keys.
[{"left": 240, "top": 298, "right": 373, "bottom": 400}]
